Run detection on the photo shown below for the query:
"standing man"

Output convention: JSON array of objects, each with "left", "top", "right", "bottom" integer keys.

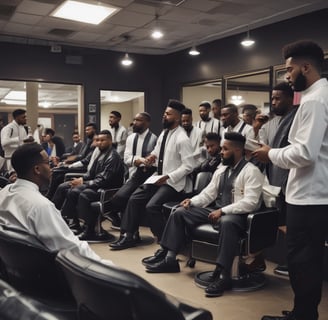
[
  {"left": 211, "top": 99, "right": 222, "bottom": 121},
  {"left": 0, "top": 109, "right": 33, "bottom": 171},
  {"left": 254, "top": 40, "right": 328, "bottom": 320},
  {"left": 195, "top": 102, "right": 221, "bottom": 136},
  {"left": 106, "top": 112, "right": 157, "bottom": 229},
  {"left": 110, "top": 100, "right": 195, "bottom": 250},
  {"left": 181, "top": 108, "right": 204, "bottom": 165},
  {"left": 108, "top": 111, "right": 128, "bottom": 158}
]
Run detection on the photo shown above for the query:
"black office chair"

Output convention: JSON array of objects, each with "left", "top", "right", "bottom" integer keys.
[
  {"left": 0, "top": 279, "right": 62, "bottom": 320},
  {"left": 0, "top": 176, "right": 9, "bottom": 188},
  {"left": 0, "top": 224, "right": 77, "bottom": 319},
  {"left": 56, "top": 248, "right": 212, "bottom": 320},
  {"left": 190, "top": 207, "right": 278, "bottom": 291}
]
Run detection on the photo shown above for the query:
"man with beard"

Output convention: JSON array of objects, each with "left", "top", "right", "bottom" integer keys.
[
  {"left": 253, "top": 40, "right": 328, "bottom": 320},
  {"left": 142, "top": 132, "right": 263, "bottom": 298},
  {"left": 108, "top": 111, "right": 128, "bottom": 158},
  {"left": 110, "top": 100, "right": 195, "bottom": 250},
  {"left": 105, "top": 112, "right": 157, "bottom": 229},
  {"left": 0, "top": 143, "right": 113, "bottom": 265},
  {"left": 195, "top": 101, "right": 221, "bottom": 135}
]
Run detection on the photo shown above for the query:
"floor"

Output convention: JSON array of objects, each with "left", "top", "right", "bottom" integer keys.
[{"left": 90, "top": 222, "right": 328, "bottom": 320}]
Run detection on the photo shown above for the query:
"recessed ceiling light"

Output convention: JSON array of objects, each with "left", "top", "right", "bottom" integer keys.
[
  {"left": 121, "top": 53, "right": 133, "bottom": 66},
  {"left": 189, "top": 45, "right": 200, "bottom": 56},
  {"left": 51, "top": 0, "right": 120, "bottom": 25},
  {"left": 241, "top": 30, "right": 255, "bottom": 47}
]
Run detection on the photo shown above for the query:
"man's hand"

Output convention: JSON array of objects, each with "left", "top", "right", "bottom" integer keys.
[
  {"left": 70, "top": 177, "right": 83, "bottom": 188},
  {"left": 208, "top": 209, "right": 223, "bottom": 223},
  {"left": 144, "top": 154, "right": 156, "bottom": 167},
  {"left": 252, "top": 144, "right": 271, "bottom": 163},
  {"left": 180, "top": 198, "right": 191, "bottom": 209},
  {"left": 155, "top": 175, "right": 169, "bottom": 186}
]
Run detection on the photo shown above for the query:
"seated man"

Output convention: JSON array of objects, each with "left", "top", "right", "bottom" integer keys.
[
  {"left": 142, "top": 132, "right": 264, "bottom": 298},
  {"left": 0, "top": 143, "right": 112, "bottom": 265},
  {"left": 54, "top": 130, "right": 125, "bottom": 240}
]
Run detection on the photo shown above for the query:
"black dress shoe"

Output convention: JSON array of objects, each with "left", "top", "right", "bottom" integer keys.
[
  {"left": 78, "top": 230, "right": 96, "bottom": 241},
  {"left": 239, "top": 254, "right": 266, "bottom": 275},
  {"left": 205, "top": 278, "right": 232, "bottom": 297},
  {"left": 142, "top": 248, "right": 167, "bottom": 267},
  {"left": 274, "top": 264, "right": 289, "bottom": 276},
  {"left": 109, "top": 236, "right": 137, "bottom": 250},
  {"left": 146, "top": 258, "right": 180, "bottom": 273},
  {"left": 261, "top": 313, "right": 295, "bottom": 320}
]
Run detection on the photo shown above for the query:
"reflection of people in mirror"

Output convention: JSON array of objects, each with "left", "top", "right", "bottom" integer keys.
[{"left": 88, "top": 115, "right": 96, "bottom": 123}]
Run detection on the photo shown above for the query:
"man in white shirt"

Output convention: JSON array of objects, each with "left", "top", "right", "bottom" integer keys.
[
  {"left": 0, "top": 109, "right": 33, "bottom": 171},
  {"left": 108, "top": 111, "right": 128, "bottom": 158},
  {"left": 110, "top": 100, "right": 195, "bottom": 250},
  {"left": 254, "top": 40, "right": 328, "bottom": 320},
  {"left": 0, "top": 143, "right": 112, "bottom": 266},
  {"left": 142, "top": 132, "right": 263, "bottom": 298},
  {"left": 195, "top": 102, "right": 221, "bottom": 136},
  {"left": 220, "top": 104, "right": 254, "bottom": 145}
]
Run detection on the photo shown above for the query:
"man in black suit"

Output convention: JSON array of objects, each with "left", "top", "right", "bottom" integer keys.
[{"left": 57, "top": 130, "right": 125, "bottom": 240}]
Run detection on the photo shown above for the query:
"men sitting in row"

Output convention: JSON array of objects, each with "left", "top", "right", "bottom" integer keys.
[
  {"left": 53, "top": 130, "right": 125, "bottom": 240},
  {"left": 142, "top": 132, "right": 264, "bottom": 298},
  {"left": 110, "top": 100, "right": 195, "bottom": 250}
]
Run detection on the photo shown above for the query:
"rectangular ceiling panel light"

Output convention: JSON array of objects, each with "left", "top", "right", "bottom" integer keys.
[{"left": 51, "top": 0, "right": 120, "bottom": 25}]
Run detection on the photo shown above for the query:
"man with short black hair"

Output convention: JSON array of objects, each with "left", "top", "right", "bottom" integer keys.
[
  {"left": 195, "top": 101, "right": 220, "bottom": 135},
  {"left": 0, "top": 143, "right": 112, "bottom": 265},
  {"left": 0, "top": 109, "right": 33, "bottom": 171},
  {"left": 254, "top": 40, "right": 328, "bottom": 320},
  {"left": 142, "top": 132, "right": 263, "bottom": 299},
  {"left": 108, "top": 111, "right": 128, "bottom": 158}
]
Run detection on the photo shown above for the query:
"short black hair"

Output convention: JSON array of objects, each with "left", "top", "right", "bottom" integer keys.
[
  {"left": 139, "top": 112, "right": 151, "bottom": 122},
  {"left": 12, "top": 109, "right": 26, "bottom": 119},
  {"left": 273, "top": 82, "right": 294, "bottom": 99},
  {"left": 167, "top": 99, "right": 186, "bottom": 113},
  {"left": 222, "top": 104, "right": 238, "bottom": 114},
  {"left": 199, "top": 102, "right": 211, "bottom": 109},
  {"left": 181, "top": 108, "right": 192, "bottom": 116},
  {"left": 224, "top": 132, "right": 246, "bottom": 149},
  {"left": 99, "top": 129, "right": 112, "bottom": 139},
  {"left": 86, "top": 122, "right": 98, "bottom": 131},
  {"left": 282, "top": 40, "right": 324, "bottom": 72},
  {"left": 241, "top": 104, "right": 257, "bottom": 113},
  {"left": 212, "top": 99, "right": 222, "bottom": 106},
  {"left": 110, "top": 111, "right": 121, "bottom": 118},
  {"left": 44, "top": 128, "right": 55, "bottom": 136},
  {"left": 205, "top": 132, "right": 220, "bottom": 142},
  {"left": 11, "top": 143, "right": 45, "bottom": 177}
]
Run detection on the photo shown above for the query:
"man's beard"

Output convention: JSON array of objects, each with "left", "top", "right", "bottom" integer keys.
[
  {"left": 292, "top": 72, "right": 307, "bottom": 92},
  {"left": 222, "top": 154, "right": 234, "bottom": 166},
  {"left": 163, "top": 119, "right": 173, "bottom": 129},
  {"left": 200, "top": 114, "right": 209, "bottom": 121},
  {"left": 133, "top": 125, "right": 143, "bottom": 134}
]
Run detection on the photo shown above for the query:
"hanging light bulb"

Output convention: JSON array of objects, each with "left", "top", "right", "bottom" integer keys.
[
  {"left": 121, "top": 53, "right": 133, "bottom": 66},
  {"left": 189, "top": 45, "right": 200, "bottom": 56},
  {"left": 241, "top": 29, "right": 255, "bottom": 47},
  {"left": 151, "top": 14, "right": 163, "bottom": 39}
]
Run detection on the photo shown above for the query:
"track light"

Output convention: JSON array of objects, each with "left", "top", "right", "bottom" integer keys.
[
  {"left": 241, "top": 30, "right": 255, "bottom": 47},
  {"left": 189, "top": 45, "right": 200, "bottom": 56},
  {"left": 121, "top": 53, "right": 133, "bottom": 66}
]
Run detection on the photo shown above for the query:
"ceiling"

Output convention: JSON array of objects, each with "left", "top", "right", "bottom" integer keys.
[{"left": 0, "top": 0, "right": 326, "bottom": 55}]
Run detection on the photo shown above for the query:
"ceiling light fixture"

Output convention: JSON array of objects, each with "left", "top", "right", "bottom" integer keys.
[
  {"left": 151, "top": 15, "right": 163, "bottom": 39},
  {"left": 241, "top": 29, "right": 255, "bottom": 47},
  {"left": 189, "top": 45, "right": 200, "bottom": 56},
  {"left": 121, "top": 53, "right": 133, "bottom": 66},
  {"left": 51, "top": 0, "right": 120, "bottom": 25}
]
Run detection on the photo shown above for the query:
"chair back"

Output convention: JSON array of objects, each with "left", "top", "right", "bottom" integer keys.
[
  {"left": 193, "top": 172, "right": 212, "bottom": 194},
  {"left": 0, "top": 224, "right": 73, "bottom": 302},
  {"left": 56, "top": 249, "right": 211, "bottom": 320}
]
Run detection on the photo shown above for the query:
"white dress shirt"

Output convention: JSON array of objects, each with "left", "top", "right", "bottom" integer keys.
[
  {"left": 186, "top": 126, "right": 205, "bottom": 165},
  {"left": 190, "top": 162, "right": 264, "bottom": 214},
  {"left": 0, "top": 179, "right": 113, "bottom": 265},
  {"left": 109, "top": 124, "right": 128, "bottom": 158},
  {"left": 151, "top": 126, "right": 196, "bottom": 192},
  {"left": 195, "top": 117, "right": 221, "bottom": 136},
  {"left": 124, "top": 129, "right": 157, "bottom": 177},
  {"left": 222, "top": 120, "right": 254, "bottom": 145},
  {"left": 269, "top": 78, "right": 328, "bottom": 205}
]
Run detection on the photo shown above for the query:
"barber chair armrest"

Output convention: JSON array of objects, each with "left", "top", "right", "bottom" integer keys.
[{"left": 64, "top": 172, "right": 84, "bottom": 181}]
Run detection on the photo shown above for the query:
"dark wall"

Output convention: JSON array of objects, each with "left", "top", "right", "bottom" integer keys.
[{"left": 0, "top": 9, "right": 327, "bottom": 135}]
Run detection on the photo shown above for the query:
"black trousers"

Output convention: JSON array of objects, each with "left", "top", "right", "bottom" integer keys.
[
  {"left": 160, "top": 206, "right": 247, "bottom": 272},
  {"left": 286, "top": 204, "right": 328, "bottom": 320},
  {"left": 121, "top": 183, "right": 181, "bottom": 240}
]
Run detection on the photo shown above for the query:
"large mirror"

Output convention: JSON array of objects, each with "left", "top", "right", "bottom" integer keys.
[{"left": 224, "top": 69, "right": 271, "bottom": 114}]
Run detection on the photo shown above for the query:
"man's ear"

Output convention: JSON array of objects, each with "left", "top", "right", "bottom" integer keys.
[
  {"left": 301, "top": 62, "right": 311, "bottom": 75},
  {"left": 33, "top": 164, "right": 41, "bottom": 175}
]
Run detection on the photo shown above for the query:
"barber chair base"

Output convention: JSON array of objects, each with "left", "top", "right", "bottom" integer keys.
[
  {"left": 84, "top": 228, "right": 116, "bottom": 243},
  {"left": 194, "top": 271, "right": 266, "bottom": 292}
]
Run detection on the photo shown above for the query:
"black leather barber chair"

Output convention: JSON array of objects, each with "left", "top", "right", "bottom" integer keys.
[
  {"left": 191, "top": 207, "right": 278, "bottom": 292},
  {"left": 0, "top": 279, "right": 62, "bottom": 320},
  {"left": 56, "top": 248, "right": 213, "bottom": 320},
  {"left": 0, "top": 176, "right": 9, "bottom": 188},
  {"left": 0, "top": 224, "right": 77, "bottom": 320}
]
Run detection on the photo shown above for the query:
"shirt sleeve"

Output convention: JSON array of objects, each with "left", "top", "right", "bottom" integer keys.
[
  {"left": 269, "top": 100, "right": 326, "bottom": 169},
  {"left": 1, "top": 125, "right": 20, "bottom": 148}
]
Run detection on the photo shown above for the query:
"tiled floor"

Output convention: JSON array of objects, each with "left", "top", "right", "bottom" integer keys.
[{"left": 90, "top": 223, "right": 328, "bottom": 320}]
